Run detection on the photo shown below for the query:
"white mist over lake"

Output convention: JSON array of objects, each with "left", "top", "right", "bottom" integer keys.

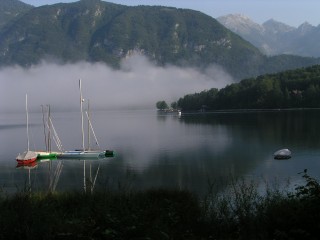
[{"left": 0, "top": 54, "right": 234, "bottom": 113}]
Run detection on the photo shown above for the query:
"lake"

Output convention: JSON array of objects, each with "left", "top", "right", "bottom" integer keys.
[{"left": 1, "top": 109, "right": 320, "bottom": 195}]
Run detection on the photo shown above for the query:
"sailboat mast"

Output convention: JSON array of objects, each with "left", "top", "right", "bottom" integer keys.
[
  {"left": 47, "top": 104, "right": 51, "bottom": 153},
  {"left": 79, "top": 79, "right": 85, "bottom": 151},
  {"left": 26, "top": 94, "right": 30, "bottom": 151},
  {"left": 79, "top": 79, "right": 87, "bottom": 193},
  {"left": 41, "top": 105, "right": 48, "bottom": 152},
  {"left": 87, "top": 100, "right": 91, "bottom": 151}
]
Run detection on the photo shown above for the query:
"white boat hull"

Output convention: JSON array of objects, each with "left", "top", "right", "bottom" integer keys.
[
  {"left": 57, "top": 150, "right": 106, "bottom": 159},
  {"left": 274, "top": 148, "right": 291, "bottom": 159}
]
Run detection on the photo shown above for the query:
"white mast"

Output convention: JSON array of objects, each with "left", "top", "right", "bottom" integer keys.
[
  {"left": 79, "top": 79, "right": 87, "bottom": 193},
  {"left": 79, "top": 79, "right": 85, "bottom": 151},
  {"left": 47, "top": 104, "right": 51, "bottom": 153},
  {"left": 41, "top": 105, "right": 48, "bottom": 152},
  {"left": 26, "top": 94, "right": 30, "bottom": 151},
  {"left": 87, "top": 99, "right": 90, "bottom": 151}
]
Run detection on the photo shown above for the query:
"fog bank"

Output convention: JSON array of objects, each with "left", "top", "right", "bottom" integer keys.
[{"left": 0, "top": 54, "right": 234, "bottom": 113}]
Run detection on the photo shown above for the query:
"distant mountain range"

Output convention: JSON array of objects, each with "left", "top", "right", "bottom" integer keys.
[
  {"left": 217, "top": 14, "right": 320, "bottom": 57},
  {"left": 0, "top": 0, "right": 319, "bottom": 80}
]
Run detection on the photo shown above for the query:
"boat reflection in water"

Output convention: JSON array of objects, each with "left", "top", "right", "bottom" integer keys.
[
  {"left": 15, "top": 152, "right": 115, "bottom": 193},
  {"left": 57, "top": 153, "right": 115, "bottom": 193},
  {"left": 16, "top": 161, "right": 38, "bottom": 170},
  {"left": 16, "top": 160, "right": 39, "bottom": 192}
]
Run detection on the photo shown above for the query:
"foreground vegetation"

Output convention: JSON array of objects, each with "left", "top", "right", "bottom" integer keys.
[{"left": 1, "top": 170, "right": 320, "bottom": 239}]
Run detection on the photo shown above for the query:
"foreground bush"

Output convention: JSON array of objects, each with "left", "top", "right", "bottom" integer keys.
[
  {"left": 0, "top": 189, "right": 202, "bottom": 239},
  {"left": 202, "top": 170, "right": 320, "bottom": 239},
  {"left": 0, "top": 170, "right": 320, "bottom": 239}
]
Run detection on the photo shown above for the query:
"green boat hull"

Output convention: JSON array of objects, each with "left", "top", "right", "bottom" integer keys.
[{"left": 37, "top": 152, "right": 58, "bottom": 160}]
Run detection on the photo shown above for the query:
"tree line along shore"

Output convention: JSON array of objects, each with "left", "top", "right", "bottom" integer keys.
[{"left": 157, "top": 65, "right": 320, "bottom": 112}]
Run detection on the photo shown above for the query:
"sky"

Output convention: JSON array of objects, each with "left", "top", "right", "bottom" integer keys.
[{"left": 20, "top": 0, "right": 320, "bottom": 27}]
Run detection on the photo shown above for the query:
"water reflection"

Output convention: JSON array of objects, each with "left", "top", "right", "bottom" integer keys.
[
  {"left": 180, "top": 110, "right": 320, "bottom": 148},
  {"left": 2, "top": 110, "right": 320, "bottom": 195},
  {"left": 0, "top": 124, "right": 25, "bottom": 130}
]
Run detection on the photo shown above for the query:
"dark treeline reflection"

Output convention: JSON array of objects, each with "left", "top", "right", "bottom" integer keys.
[{"left": 179, "top": 109, "right": 320, "bottom": 148}]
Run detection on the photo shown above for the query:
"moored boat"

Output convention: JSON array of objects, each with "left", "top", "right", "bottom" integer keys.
[
  {"left": 36, "top": 151, "right": 58, "bottom": 159},
  {"left": 57, "top": 79, "right": 115, "bottom": 160},
  {"left": 58, "top": 150, "right": 107, "bottom": 159},
  {"left": 274, "top": 148, "right": 291, "bottom": 159},
  {"left": 16, "top": 150, "right": 38, "bottom": 164},
  {"left": 16, "top": 94, "right": 38, "bottom": 164},
  {"left": 105, "top": 150, "right": 115, "bottom": 157},
  {"left": 58, "top": 148, "right": 114, "bottom": 159}
]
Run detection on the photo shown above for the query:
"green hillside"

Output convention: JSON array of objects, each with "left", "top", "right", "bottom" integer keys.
[
  {"left": 0, "top": 0, "right": 319, "bottom": 80},
  {"left": 177, "top": 65, "right": 320, "bottom": 110},
  {"left": 0, "top": 0, "right": 33, "bottom": 29}
]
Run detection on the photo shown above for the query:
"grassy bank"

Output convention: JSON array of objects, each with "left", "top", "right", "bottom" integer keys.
[{"left": 1, "top": 170, "right": 320, "bottom": 239}]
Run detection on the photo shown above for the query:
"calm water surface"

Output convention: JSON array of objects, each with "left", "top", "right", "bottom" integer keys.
[{"left": 1, "top": 109, "right": 320, "bottom": 195}]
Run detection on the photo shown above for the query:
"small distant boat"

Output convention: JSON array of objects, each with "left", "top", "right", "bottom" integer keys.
[
  {"left": 158, "top": 109, "right": 181, "bottom": 115},
  {"left": 274, "top": 148, "right": 291, "bottom": 159},
  {"left": 16, "top": 94, "right": 38, "bottom": 165}
]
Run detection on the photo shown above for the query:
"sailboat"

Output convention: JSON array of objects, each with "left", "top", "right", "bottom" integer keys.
[
  {"left": 36, "top": 105, "right": 59, "bottom": 160},
  {"left": 36, "top": 151, "right": 57, "bottom": 160},
  {"left": 57, "top": 79, "right": 114, "bottom": 159},
  {"left": 16, "top": 94, "right": 38, "bottom": 164}
]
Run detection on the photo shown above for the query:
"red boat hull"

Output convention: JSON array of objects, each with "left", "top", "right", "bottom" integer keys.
[
  {"left": 16, "top": 150, "right": 38, "bottom": 164},
  {"left": 16, "top": 157, "right": 37, "bottom": 164}
]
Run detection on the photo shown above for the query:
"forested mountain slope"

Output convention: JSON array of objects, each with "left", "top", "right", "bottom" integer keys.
[
  {"left": 0, "top": 0, "right": 319, "bottom": 80},
  {"left": 0, "top": 0, "right": 33, "bottom": 30}
]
